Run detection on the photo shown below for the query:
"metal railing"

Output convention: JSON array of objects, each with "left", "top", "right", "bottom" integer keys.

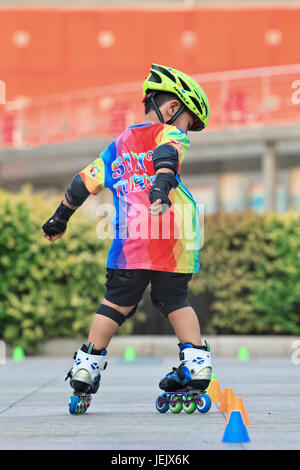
[{"left": 1, "top": 64, "right": 300, "bottom": 148}]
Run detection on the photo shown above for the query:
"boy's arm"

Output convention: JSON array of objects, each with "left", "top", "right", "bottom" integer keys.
[
  {"left": 149, "top": 126, "right": 189, "bottom": 216},
  {"left": 148, "top": 144, "right": 179, "bottom": 216},
  {"left": 42, "top": 173, "right": 90, "bottom": 242}
]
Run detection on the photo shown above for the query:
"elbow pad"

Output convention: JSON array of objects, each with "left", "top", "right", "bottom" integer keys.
[
  {"left": 152, "top": 144, "right": 179, "bottom": 174},
  {"left": 65, "top": 174, "right": 90, "bottom": 207}
]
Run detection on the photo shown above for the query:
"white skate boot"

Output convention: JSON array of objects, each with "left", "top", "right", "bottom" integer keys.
[
  {"left": 65, "top": 343, "right": 107, "bottom": 415},
  {"left": 159, "top": 342, "right": 212, "bottom": 392}
]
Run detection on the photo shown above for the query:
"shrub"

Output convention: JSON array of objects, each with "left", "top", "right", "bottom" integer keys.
[
  {"left": 1, "top": 187, "right": 300, "bottom": 354},
  {"left": 0, "top": 187, "right": 112, "bottom": 353},
  {"left": 189, "top": 211, "right": 300, "bottom": 335}
]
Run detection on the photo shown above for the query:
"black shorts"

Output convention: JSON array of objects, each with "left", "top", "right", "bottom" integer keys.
[{"left": 102, "top": 268, "right": 193, "bottom": 318}]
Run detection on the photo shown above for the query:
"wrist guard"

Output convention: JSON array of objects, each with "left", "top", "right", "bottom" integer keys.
[
  {"left": 42, "top": 201, "right": 75, "bottom": 236},
  {"left": 149, "top": 173, "right": 178, "bottom": 208}
]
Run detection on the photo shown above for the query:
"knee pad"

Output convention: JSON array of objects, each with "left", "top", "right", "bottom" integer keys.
[
  {"left": 150, "top": 291, "right": 190, "bottom": 318},
  {"left": 96, "top": 304, "right": 137, "bottom": 326},
  {"left": 125, "top": 304, "right": 138, "bottom": 319}
]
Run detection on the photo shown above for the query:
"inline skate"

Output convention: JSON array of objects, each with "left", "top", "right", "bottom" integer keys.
[
  {"left": 65, "top": 343, "right": 107, "bottom": 415},
  {"left": 156, "top": 342, "right": 212, "bottom": 414}
]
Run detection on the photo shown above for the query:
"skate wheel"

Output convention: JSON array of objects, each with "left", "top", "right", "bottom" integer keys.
[
  {"left": 169, "top": 394, "right": 183, "bottom": 414},
  {"left": 69, "top": 394, "right": 91, "bottom": 415},
  {"left": 183, "top": 400, "right": 196, "bottom": 414},
  {"left": 196, "top": 393, "right": 211, "bottom": 413},
  {"left": 69, "top": 394, "right": 80, "bottom": 415},
  {"left": 155, "top": 394, "right": 169, "bottom": 413}
]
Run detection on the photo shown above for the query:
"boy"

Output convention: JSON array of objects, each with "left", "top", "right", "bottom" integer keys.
[{"left": 42, "top": 64, "right": 212, "bottom": 414}]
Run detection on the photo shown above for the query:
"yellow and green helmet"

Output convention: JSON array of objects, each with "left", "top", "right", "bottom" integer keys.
[{"left": 143, "top": 64, "right": 209, "bottom": 131}]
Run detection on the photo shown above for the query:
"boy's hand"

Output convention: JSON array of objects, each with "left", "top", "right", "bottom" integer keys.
[
  {"left": 41, "top": 227, "right": 66, "bottom": 243},
  {"left": 149, "top": 199, "right": 169, "bottom": 216},
  {"left": 42, "top": 215, "right": 67, "bottom": 242},
  {"left": 148, "top": 171, "right": 178, "bottom": 216},
  {"left": 41, "top": 200, "right": 75, "bottom": 242}
]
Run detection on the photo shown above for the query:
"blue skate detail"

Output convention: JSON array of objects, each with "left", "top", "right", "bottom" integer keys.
[
  {"left": 179, "top": 343, "right": 193, "bottom": 351},
  {"left": 180, "top": 365, "right": 192, "bottom": 382},
  {"left": 179, "top": 342, "right": 210, "bottom": 353},
  {"left": 75, "top": 358, "right": 82, "bottom": 366},
  {"left": 164, "top": 365, "right": 191, "bottom": 385},
  {"left": 90, "top": 362, "right": 100, "bottom": 370},
  {"left": 92, "top": 373, "right": 101, "bottom": 390},
  {"left": 192, "top": 357, "right": 205, "bottom": 365}
]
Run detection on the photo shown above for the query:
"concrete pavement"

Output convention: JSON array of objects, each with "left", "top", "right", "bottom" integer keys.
[{"left": 0, "top": 355, "right": 300, "bottom": 451}]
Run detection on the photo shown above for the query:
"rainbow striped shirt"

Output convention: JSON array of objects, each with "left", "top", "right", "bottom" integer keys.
[{"left": 79, "top": 122, "right": 200, "bottom": 273}]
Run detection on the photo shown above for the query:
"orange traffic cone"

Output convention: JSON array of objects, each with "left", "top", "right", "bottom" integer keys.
[
  {"left": 219, "top": 387, "right": 235, "bottom": 412},
  {"left": 226, "top": 396, "right": 251, "bottom": 425},
  {"left": 207, "top": 379, "right": 223, "bottom": 403}
]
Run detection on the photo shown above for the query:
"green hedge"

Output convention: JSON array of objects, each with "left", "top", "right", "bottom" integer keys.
[
  {"left": 1, "top": 188, "right": 300, "bottom": 354},
  {"left": 0, "top": 187, "right": 128, "bottom": 354},
  {"left": 189, "top": 211, "right": 300, "bottom": 335}
]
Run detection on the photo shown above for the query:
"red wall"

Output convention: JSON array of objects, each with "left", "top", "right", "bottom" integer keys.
[{"left": 0, "top": 6, "right": 299, "bottom": 101}]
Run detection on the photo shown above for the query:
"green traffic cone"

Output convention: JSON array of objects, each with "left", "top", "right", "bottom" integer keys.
[
  {"left": 238, "top": 346, "right": 250, "bottom": 361},
  {"left": 123, "top": 346, "right": 136, "bottom": 362},
  {"left": 13, "top": 346, "right": 25, "bottom": 361}
]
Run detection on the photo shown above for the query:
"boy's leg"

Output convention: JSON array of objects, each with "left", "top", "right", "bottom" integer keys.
[
  {"left": 150, "top": 272, "right": 212, "bottom": 392},
  {"left": 150, "top": 272, "right": 203, "bottom": 345},
  {"left": 150, "top": 271, "right": 197, "bottom": 340},
  {"left": 89, "top": 301, "right": 202, "bottom": 351},
  {"left": 168, "top": 306, "right": 202, "bottom": 346},
  {"left": 66, "top": 268, "right": 149, "bottom": 402},
  {"left": 87, "top": 269, "right": 149, "bottom": 349},
  {"left": 87, "top": 299, "right": 135, "bottom": 350},
  {"left": 66, "top": 301, "right": 135, "bottom": 404}
]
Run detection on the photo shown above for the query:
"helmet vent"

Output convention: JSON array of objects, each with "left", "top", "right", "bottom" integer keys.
[
  {"left": 190, "top": 96, "right": 203, "bottom": 114},
  {"left": 148, "top": 71, "right": 162, "bottom": 83},
  {"left": 152, "top": 64, "right": 176, "bottom": 83},
  {"left": 194, "top": 89, "right": 208, "bottom": 115},
  {"left": 178, "top": 77, "right": 191, "bottom": 92}
]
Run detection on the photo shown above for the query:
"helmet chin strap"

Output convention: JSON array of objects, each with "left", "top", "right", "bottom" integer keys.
[
  {"left": 148, "top": 91, "right": 186, "bottom": 125},
  {"left": 166, "top": 104, "right": 186, "bottom": 125}
]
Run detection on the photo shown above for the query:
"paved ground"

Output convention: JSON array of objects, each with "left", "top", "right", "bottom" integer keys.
[{"left": 0, "top": 355, "right": 299, "bottom": 451}]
